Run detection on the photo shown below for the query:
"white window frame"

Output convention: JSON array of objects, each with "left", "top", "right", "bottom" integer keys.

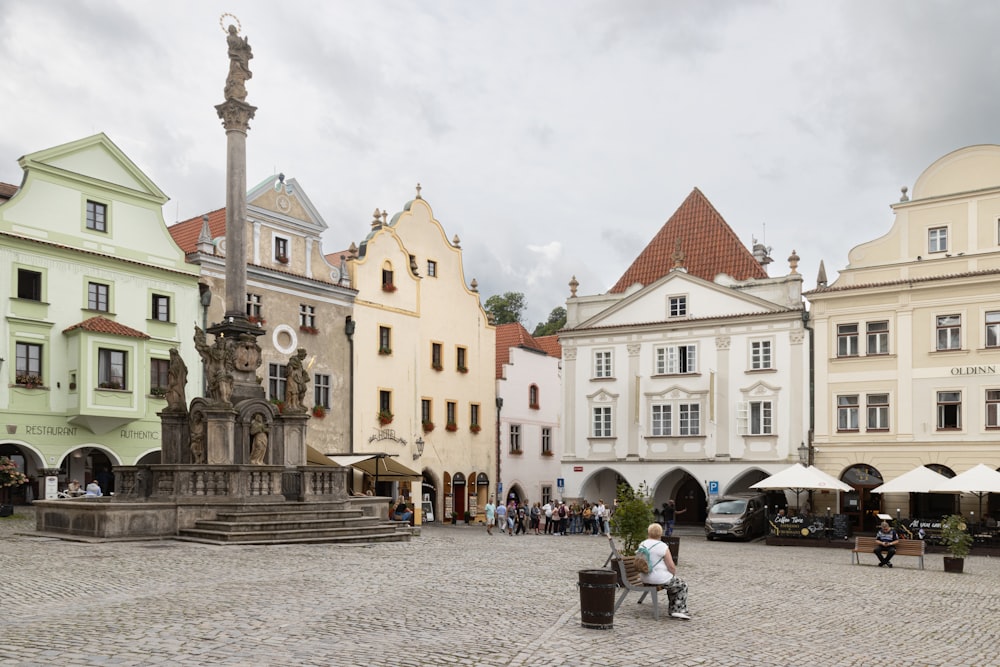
[
  {"left": 668, "top": 295, "right": 687, "bottom": 317},
  {"left": 592, "top": 406, "right": 612, "bottom": 437},
  {"left": 936, "top": 391, "right": 962, "bottom": 430},
  {"left": 593, "top": 350, "right": 613, "bottom": 379},
  {"left": 928, "top": 226, "right": 948, "bottom": 253},
  {"left": 867, "top": 393, "right": 889, "bottom": 431},
  {"left": 748, "top": 400, "right": 773, "bottom": 435},
  {"left": 655, "top": 344, "right": 697, "bottom": 375},
  {"left": 936, "top": 314, "right": 961, "bottom": 351},
  {"left": 750, "top": 339, "right": 773, "bottom": 370},
  {"left": 509, "top": 423, "right": 522, "bottom": 453},
  {"left": 986, "top": 311, "right": 1000, "bottom": 348},
  {"left": 678, "top": 404, "right": 700, "bottom": 436},
  {"left": 650, "top": 404, "right": 671, "bottom": 436},
  {"left": 866, "top": 321, "right": 889, "bottom": 355},
  {"left": 986, "top": 390, "right": 1000, "bottom": 429},
  {"left": 837, "top": 323, "right": 859, "bottom": 357},
  {"left": 837, "top": 395, "right": 859, "bottom": 432}
]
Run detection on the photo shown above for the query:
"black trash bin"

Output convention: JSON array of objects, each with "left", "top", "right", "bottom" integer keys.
[
  {"left": 662, "top": 536, "right": 680, "bottom": 564},
  {"left": 578, "top": 569, "right": 617, "bottom": 629}
]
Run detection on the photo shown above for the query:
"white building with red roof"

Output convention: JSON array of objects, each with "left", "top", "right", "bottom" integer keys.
[{"left": 558, "top": 188, "right": 809, "bottom": 524}]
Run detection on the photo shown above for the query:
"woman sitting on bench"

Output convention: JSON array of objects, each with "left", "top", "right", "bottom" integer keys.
[{"left": 637, "top": 522, "right": 691, "bottom": 620}]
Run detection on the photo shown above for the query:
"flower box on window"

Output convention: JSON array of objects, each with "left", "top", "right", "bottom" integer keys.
[
  {"left": 299, "top": 325, "right": 319, "bottom": 335},
  {"left": 377, "top": 409, "right": 393, "bottom": 425},
  {"left": 458, "top": 366, "right": 468, "bottom": 373},
  {"left": 509, "top": 448, "right": 523, "bottom": 456},
  {"left": 378, "top": 346, "right": 392, "bottom": 356},
  {"left": 432, "top": 363, "right": 443, "bottom": 371},
  {"left": 312, "top": 405, "right": 326, "bottom": 419},
  {"left": 445, "top": 421, "right": 458, "bottom": 432},
  {"left": 382, "top": 283, "right": 397, "bottom": 292},
  {"left": 422, "top": 420, "right": 435, "bottom": 433},
  {"left": 470, "top": 424, "right": 482, "bottom": 434},
  {"left": 98, "top": 381, "right": 123, "bottom": 390},
  {"left": 276, "top": 255, "right": 289, "bottom": 264},
  {"left": 529, "top": 403, "right": 540, "bottom": 410},
  {"left": 270, "top": 398, "right": 285, "bottom": 414},
  {"left": 150, "top": 386, "right": 167, "bottom": 398},
  {"left": 541, "top": 450, "right": 554, "bottom": 457},
  {"left": 248, "top": 315, "right": 266, "bottom": 325},
  {"left": 15, "top": 375, "right": 43, "bottom": 388}
]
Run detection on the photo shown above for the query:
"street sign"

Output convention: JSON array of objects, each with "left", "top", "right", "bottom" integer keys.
[
  {"left": 498, "top": 482, "right": 503, "bottom": 496},
  {"left": 708, "top": 480, "right": 719, "bottom": 495},
  {"left": 573, "top": 466, "right": 583, "bottom": 472},
  {"left": 557, "top": 477, "right": 565, "bottom": 488}
]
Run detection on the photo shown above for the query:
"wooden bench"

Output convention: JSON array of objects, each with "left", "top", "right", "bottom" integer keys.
[
  {"left": 607, "top": 537, "right": 665, "bottom": 619},
  {"left": 851, "top": 535, "right": 925, "bottom": 569}
]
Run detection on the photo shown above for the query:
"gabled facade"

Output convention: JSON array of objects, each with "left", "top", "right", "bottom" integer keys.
[
  {"left": 0, "top": 134, "right": 203, "bottom": 499},
  {"left": 170, "top": 175, "right": 356, "bottom": 455},
  {"left": 559, "top": 189, "right": 809, "bottom": 523},
  {"left": 807, "top": 145, "right": 1000, "bottom": 531},
  {"left": 496, "top": 323, "right": 561, "bottom": 507},
  {"left": 344, "top": 194, "right": 496, "bottom": 523}
]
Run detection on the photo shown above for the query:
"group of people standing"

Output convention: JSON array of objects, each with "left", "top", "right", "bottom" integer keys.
[{"left": 483, "top": 497, "right": 613, "bottom": 536}]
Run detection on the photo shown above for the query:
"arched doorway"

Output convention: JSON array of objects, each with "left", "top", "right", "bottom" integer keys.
[
  {"left": 841, "top": 464, "right": 884, "bottom": 533},
  {"left": 452, "top": 472, "right": 466, "bottom": 523},
  {"left": 0, "top": 444, "right": 33, "bottom": 504},
  {"left": 675, "top": 476, "right": 708, "bottom": 524},
  {"left": 475, "top": 472, "right": 489, "bottom": 520}
]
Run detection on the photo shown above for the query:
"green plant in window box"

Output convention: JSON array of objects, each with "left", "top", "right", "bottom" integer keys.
[
  {"left": 469, "top": 423, "right": 482, "bottom": 434},
  {"left": 312, "top": 405, "right": 326, "bottom": 419},
  {"left": 378, "top": 346, "right": 392, "bottom": 355},
  {"left": 15, "top": 374, "right": 42, "bottom": 388},
  {"left": 269, "top": 397, "right": 285, "bottom": 414},
  {"left": 422, "top": 420, "right": 434, "bottom": 433},
  {"left": 99, "top": 381, "right": 123, "bottom": 390},
  {"left": 150, "top": 386, "right": 167, "bottom": 398},
  {"left": 445, "top": 421, "right": 458, "bottom": 432},
  {"left": 377, "top": 409, "right": 393, "bottom": 425}
]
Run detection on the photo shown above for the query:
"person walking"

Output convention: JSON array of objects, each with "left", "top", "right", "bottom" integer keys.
[
  {"left": 515, "top": 503, "right": 527, "bottom": 535},
  {"left": 662, "top": 499, "right": 687, "bottom": 537},
  {"left": 496, "top": 501, "right": 508, "bottom": 534},
  {"left": 484, "top": 496, "right": 496, "bottom": 535}
]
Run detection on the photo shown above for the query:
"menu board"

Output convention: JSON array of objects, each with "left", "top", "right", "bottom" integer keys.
[{"left": 832, "top": 514, "right": 850, "bottom": 540}]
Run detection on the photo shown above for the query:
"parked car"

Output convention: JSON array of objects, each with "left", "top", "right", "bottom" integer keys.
[{"left": 705, "top": 493, "right": 775, "bottom": 541}]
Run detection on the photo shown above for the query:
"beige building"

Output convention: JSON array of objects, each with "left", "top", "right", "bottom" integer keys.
[
  {"left": 342, "top": 192, "right": 495, "bottom": 523},
  {"left": 807, "top": 145, "right": 1000, "bottom": 532},
  {"left": 170, "top": 175, "right": 356, "bottom": 456}
]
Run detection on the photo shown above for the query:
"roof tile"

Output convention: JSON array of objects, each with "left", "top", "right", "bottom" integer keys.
[{"left": 62, "top": 316, "right": 150, "bottom": 339}]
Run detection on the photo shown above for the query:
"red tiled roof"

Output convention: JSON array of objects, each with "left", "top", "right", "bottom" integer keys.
[
  {"left": 168, "top": 208, "right": 226, "bottom": 253},
  {"left": 495, "top": 322, "right": 542, "bottom": 378},
  {"left": 533, "top": 334, "right": 562, "bottom": 359},
  {"left": 0, "top": 182, "right": 18, "bottom": 203},
  {"left": 62, "top": 316, "right": 150, "bottom": 339},
  {"left": 610, "top": 188, "right": 767, "bottom": 292}
]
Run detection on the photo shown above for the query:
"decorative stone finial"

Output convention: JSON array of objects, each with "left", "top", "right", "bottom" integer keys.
[
  {"left": 381, "top": 210, "right": 388, "bottom": 224},
  {"left": 788, "top": 249, "right": 800, "bottom": 275},
  {"left": 470, "top": 278, "right": 478, "bottom": 292},
  {"left": 415, "top": 183, "right": 422, "bottom": 199},
  {"left": 348, "top": 242, "right": 358, "bottom": 257},
  {"left": 452, "top": 234, "right": 461, "bottom": 248},
  {"left": 371, "top": 208, "right": 381, "bottom": 228},
  {"left": 569, "top": 275, "right": 579, "bottom": 297},
  {"left": 671, "top": 238, "right": 686, "bottom": 270},
  {"left": 900, "top": 186, "right": 909, "bottom": 202},
  {"left": 816, "top": 259, "right": 828, "bottom": 287}
]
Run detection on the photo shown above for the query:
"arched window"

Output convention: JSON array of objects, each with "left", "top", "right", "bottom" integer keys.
[{"left": 528, "top": 384, "right": 540, "bottom": 409}]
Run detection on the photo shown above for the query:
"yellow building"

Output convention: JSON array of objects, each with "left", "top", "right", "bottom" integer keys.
[
  {"left": 807, "top": 145, "right": 1000, "bottom": 532},
  {"left": 342, "top": 192, "right": 496, "bottom": 523}
]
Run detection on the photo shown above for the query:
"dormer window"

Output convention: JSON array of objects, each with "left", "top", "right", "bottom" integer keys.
[{"left": 928, "top": 227, "right": 948, "bottom": 253}]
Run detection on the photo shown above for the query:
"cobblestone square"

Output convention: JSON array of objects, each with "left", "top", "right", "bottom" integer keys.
[{"left": 2, "top": 509, "right": 998, "bottom": 666}]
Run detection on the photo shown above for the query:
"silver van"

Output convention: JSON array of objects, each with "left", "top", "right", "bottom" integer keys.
[{"left": 704, "top": 493, "right": 770, "bottom": 541}]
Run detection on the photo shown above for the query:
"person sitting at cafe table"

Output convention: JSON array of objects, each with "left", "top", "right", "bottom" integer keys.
[
  {"left": 85, "top": 480, "right": 102, "bottom": 497},
  {"left": 874, "top": 520, "right": 899, "bottom": 568},
  {"left": 65, "top": 479, "right": 84, "bottom": 497},
  {"left": 392, "top": 496, "right": 413, "bottom": 524}
]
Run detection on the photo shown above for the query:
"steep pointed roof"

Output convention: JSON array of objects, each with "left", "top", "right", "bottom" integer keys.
[
  {"left": 495, "top": 322, "right": 544, "bottom": 379},
  {"left": 610, "top": 188, "right": 767, "bottom": 292}
]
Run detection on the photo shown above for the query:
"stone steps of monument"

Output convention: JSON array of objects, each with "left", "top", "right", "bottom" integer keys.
[
  {"left": 188, "top": 515, "right": 383, "bottom": 533},
  {"left": 176, "top": 523, "right": 410, "bottom": 545},
  {"left": 212, "top": 508, "right": 365, "bottom": 523}
]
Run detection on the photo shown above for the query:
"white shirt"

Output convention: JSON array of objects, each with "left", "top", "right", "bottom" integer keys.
[
  {"left": 637, "top": 538, "right": 673, "bottom": 585},
  {"left": 543, "top": 503, "right": 552, "bottom": 518}
]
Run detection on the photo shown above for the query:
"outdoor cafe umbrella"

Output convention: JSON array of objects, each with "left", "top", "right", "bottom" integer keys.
[
  {"left": 751, "top": 463, "right": 852, "bottom": 510},
  {"left": 870, "top": 465, "right": 951, "bottom": 494},
  {"left": 930, "top": 463, "right": 1000, "bottom": 518}
]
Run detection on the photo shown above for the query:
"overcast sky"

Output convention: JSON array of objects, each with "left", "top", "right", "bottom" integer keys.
[{"left": 3, "top": 1, "right": 999, "bottom": 328}]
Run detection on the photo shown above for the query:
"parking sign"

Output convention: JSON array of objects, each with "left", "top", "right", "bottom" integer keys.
[{"left": 708, "top": 480, "right": 719, "bottom": 495}]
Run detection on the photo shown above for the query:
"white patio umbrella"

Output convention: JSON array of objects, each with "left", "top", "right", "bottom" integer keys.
[
  {"left": 751, "top": 463, "right": 852, "bottom": 509},
  {"left": 930, "top": 463, "right": 1000, "bottom": 517},
  {"left": 871, "top": 465, "right": 951, "bottom": 494}
]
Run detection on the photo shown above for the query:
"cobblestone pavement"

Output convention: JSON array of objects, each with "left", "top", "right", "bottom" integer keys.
[{"left": 2, "top": 507, "right": 999, "bottom": 667}]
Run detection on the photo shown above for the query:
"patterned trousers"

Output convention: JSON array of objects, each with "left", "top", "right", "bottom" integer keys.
[{"left": 660, "top": 576, "right": 689, "bottom": 614}]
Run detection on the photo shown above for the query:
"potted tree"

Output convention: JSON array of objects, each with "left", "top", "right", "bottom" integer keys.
[
  {"left": 610, "top": 481, "right": 655, "bottom": 554},
  {"left": 940, "top": 514, "right": 973, "bottom": 573}
]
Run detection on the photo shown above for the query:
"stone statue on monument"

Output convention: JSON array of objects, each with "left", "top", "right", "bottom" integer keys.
[
  {"left": 165, "top": 347, "right": 188, "bottom": 412},
  {"left": 283, "top": 348, "right": 310, "bottom": 413},
  {"left": 224, "top": 24, "right": 253, "bottom": 101},
  {"left": 194, "top": 326, "right": 235, "bottom": 406},
  {"left": 249, "top": 413, "right": 269, "bottom": 465},
  {"left": 234, "top": 332, "right": 262, "bottom": 372},
  {"left": 190, "top": 411, "right": 206, "bottom": 464}
]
